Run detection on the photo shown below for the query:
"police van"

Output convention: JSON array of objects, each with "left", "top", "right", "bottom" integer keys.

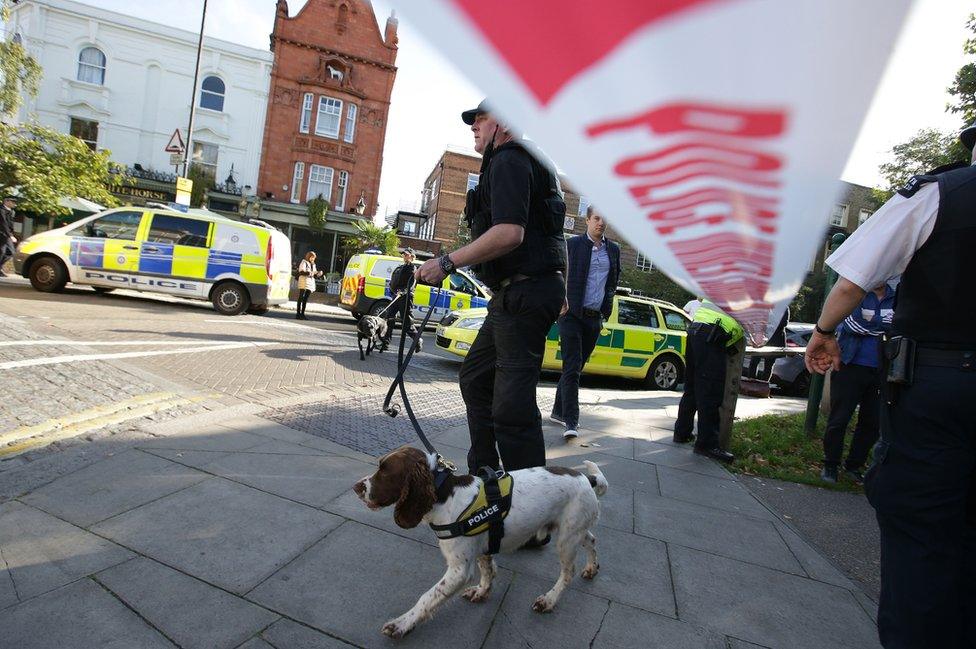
[
  {"left": 339, "top": 252, "right": 490, "bottom": 321},
  {"left": 13, "top": 205, "right": 292, "bottom": 315}
]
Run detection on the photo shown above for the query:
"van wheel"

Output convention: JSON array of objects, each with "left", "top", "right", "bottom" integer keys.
[
  {"left": 29, "top": 256, "right": 68, "bottom": 293},
  {"left": 645, "top": 355, "right": 683, "bottom": 391},
  {"left": 212, "top": 281, "right": 250, "bottom": 316},
  {"left": 246, "top": 305, "right": 269, "bottom": 315},
  {"left": 369, "top": 300, "right": 391, "bottom": 318},
  {"left": 92, "top": 287, "right": 115, "bottom": 294}
]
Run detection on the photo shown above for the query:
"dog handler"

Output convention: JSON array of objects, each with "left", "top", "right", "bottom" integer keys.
[{"left": 417, "top": 100, "right": 567, "bottom": 486}]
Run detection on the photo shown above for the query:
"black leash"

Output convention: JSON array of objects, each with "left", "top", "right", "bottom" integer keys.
[{"left": 382, "top": 278, "right": 458, "bottom": 480}]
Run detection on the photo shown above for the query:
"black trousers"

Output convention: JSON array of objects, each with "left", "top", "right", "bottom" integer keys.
[
  {"left": 384, "top": 294, "right": 417, "bottom": 343},
  {"left": 459, "top": 272, "right": 564, "bottom": 473},
  {"left": 296, "top": 289, "right": 311, "bottom": 315},
  {"left": 552, "top": 312, "right": 602, "bottom": 430},
  {"left": 822, "top": 363, "right": 881, "bottom": 470},
  {"left": 865, "top": 365, "right": 976, "bottom": 648},
  {"left": 674, "top": 328, "right": 727, "bottom": 449}
]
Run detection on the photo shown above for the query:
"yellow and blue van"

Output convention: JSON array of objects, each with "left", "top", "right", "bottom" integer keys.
[
  {"left": 340, "top": 252, "right": 490, "bottom": 321},
  {"left": 13, "top": 205, "right": 292, "bottom": 315},
  {"left": 436, "top": 291, "right": 690, "bottom": 389}
]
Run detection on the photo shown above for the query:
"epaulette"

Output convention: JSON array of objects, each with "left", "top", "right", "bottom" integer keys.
[{"left": 897, "top": 161, "right": 969, "bottom": 198}]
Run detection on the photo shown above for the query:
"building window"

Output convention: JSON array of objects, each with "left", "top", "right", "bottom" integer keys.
[
  {"left": 290, "top": 162, "right": 305, "bottom": 203},
  {"left": 402, "top": 221, "right": 417, "bottom": 236},
  {"left": 636, "top": 251, "right": 652, "bottom": 272},
  {"left": 200, "top": 75, "right": 225, "bottom": 111},
  {"left": 563, "top": 216, "right": 576, "bottom": 231},
  {"left": 77, "top": 47, "right": 106, "bottom": 85},
  {"left": 307, "top": 164, "right": 334, "bottom": 202},
  {"left": 299, "top": 93, "right": 313, "bottom": 134},
  {"left": 315, "top": 96, "right": 343, "bottom": 139},
  {"left": 830, "top": 203, "right": 849, "bottom": 227},
  {"left": 69, "top": 117, "right": 98, "bottom": 150},
  {"left": 335, "top": 170, "right": 349, "bottom": 211},
  {"left": 858, "top": 209, "right": 873, "bottom": 225},
  {"left": 578, "top": 195, "right": 591, "bottom": 217},
  {"left": 191, "top": 141, "right": 218, "bottom": 177},
  {"left": 344, "top": 104, "right": 357, "bottom": 143},
  {"left": 467, "top": 173, "right": 479, "bottom": 192}
]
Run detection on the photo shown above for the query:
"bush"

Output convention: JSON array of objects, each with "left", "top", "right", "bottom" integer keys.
[{"left": 618, "top": 267, "right": 693, "bottom": 306}]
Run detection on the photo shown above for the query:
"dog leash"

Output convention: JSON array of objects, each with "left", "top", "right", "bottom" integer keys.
[{"left": 382, "top": 278, "right": 458, "bottom": 478}]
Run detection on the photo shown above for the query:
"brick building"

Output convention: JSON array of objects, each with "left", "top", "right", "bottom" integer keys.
[{"left": 254, "top": 0, "right": 398, "bottom": 272}]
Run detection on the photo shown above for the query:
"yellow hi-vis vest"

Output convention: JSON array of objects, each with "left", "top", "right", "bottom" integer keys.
[
  {"left": 693, "top": 303, "right": 745, "bottom": 348},
  {"left": 429, "top": 473, "right": 514, "bottom": 539}
]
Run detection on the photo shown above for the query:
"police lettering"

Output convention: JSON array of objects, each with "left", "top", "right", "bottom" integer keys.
[
  {"left": 467, "top": 504, "right": 500, "bottom": 526},
  {"left": 83, "top": 271, "right": 198, "bottom": 291}
]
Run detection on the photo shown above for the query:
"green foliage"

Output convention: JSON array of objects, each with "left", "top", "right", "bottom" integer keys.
[
  {"left": 306, "top": 196, "right": 329, "bottom": 232},
  {"left": 789, "top": 272, "right": 826, "bottom": 324},
  {"left": 947, "top": 13, "right": 976, "bottom": 126},
  {"left": 618, "top": 266, "right": 693, "bottom": 306},
  {"left": 0, "top": 1, "right": 42, "bottom": 118},
  {"left": 186, "top": 165, "right": 214, "bottom": 209},
  {"left": 730, "top": 413, "right": 862, "bottom": 492},
  {"left": 0, "top": 122, "right": 123, "bottom": 215},
  {"left": 876, "top": 128, "right": 958, "bottom": 200},
  {"left": 341, "top": 219, "right": 399, "bottom": 256}
]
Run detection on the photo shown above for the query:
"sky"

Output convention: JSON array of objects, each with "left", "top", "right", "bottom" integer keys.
[{"left": 75, "top": 0, "right": 975, "bottom": 221}]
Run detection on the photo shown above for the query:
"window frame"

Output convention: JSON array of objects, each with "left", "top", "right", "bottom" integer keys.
[
  {"left": 662, "top": 309, "right": 690, "bottom": 331},
  {"left": 69, "top": 117, "right": 99, "bottom": 150},
  {"left": 191, "top": 141, "right": 219, "bottom": 177},
  {"left": 616, "top": 298, "right": 656, "bottom": 328},
  {"left": 74, "top": 210, "right": 143, "bottom": 241},
  {"left": 577, "top": 195, "right": 591, "bottom": 217},
  {"left": 858, "top": 209, "right": 873, "bottom": 225},
  {"left": 290, "top": 162, "right": 305, "bottom": 204},
  {"left": 314, "top": 96, "right": 343, "bottom": 139},
  {"left": 344, "top": 103, "right": 357, "bottom": 143},
  {"left": 307, "top": 164, "right": 334, "bottom": 202},
  {"left": 199, "top": 75, "right": 225, "bottom": 112},
  {"left": 830, "top": 203, "right": 850, "bottom": 227},
  {"left": 335, "top": 170, "right": 348, "bottom": 211},
  {"left": 146, "top": 214, "right": 211, "bottom": 248},
  {"left": 77, "top": 46, "right": 106, "bottom": 85},
  {"left": 635, "top": 251, "right": 652, "bottom": 272},
  {"left": 299, "top": 92, "right": 314, "bottom": 134}
]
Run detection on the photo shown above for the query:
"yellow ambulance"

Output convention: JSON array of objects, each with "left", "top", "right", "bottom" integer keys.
[{"left": 13, "top": 205, "right": 292, "bottom": 315}]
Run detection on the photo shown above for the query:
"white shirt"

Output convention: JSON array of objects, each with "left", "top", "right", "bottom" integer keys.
[
  {"left": 684, "top": 299, "right": 702, "bottom": 318},
  {"left": 826, "top": 181, "right": 940, "bottom": 291}
]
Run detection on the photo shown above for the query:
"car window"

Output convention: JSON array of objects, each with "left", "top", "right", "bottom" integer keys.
[
  {"left": 371, "top": 259, "right": 400, "bottom": 280},
  {"left": 73, "top": 211, "right": 143, "bottom": 240},
  {"left": 448, "top": 272, "right": 477, "bottom": 295},
  {"left": 663, "top": 309, "right": 689, "bottom": 331},
  {"left": 616, "top": 299, "right": 656, "bottom": 327},
  {"left": 146, "top": 214, "right": 210, "bottom": 247}
]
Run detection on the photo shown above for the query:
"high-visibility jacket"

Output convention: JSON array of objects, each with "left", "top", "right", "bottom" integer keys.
[{"left": 693, "top": 302, "right": 744, "bottom": 348}]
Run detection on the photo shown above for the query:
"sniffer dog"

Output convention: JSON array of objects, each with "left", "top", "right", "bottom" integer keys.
[
  {"left": 357, "top": 315, "right": 388, "bottom": 360},
  {"left": 353, "top": 446, "right": 608, "bottom": 639}
]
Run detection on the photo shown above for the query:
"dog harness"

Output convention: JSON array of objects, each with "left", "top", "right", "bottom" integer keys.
[{"left": 429, "top": 467, "right": 513, "bottom": 554}]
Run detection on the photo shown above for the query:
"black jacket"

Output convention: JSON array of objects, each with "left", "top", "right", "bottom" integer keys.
[{"left": 565, "top": 233, "right": 620, "bottom": 320}]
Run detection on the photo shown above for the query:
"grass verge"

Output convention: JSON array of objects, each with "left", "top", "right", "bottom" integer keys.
[{"left": 730, "top": 412, "right": 864, "bottom": 493}]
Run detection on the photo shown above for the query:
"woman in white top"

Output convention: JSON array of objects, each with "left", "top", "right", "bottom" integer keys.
[{"left": 296, "top": 251, "right": 322, "bottom": 320}]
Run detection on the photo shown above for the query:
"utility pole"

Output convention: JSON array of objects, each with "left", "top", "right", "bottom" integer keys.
[{"left": 181, "top": 0, "right": 208, "bottom": 178}]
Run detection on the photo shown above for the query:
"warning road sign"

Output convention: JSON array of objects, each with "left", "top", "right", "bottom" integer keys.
[{"left": 165, "top": 129, "right": 186, "bottom": 154}]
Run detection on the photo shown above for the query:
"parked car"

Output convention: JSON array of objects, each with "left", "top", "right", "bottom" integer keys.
[
  {"left": 768, "top": 323, "right": 813, "bottom": 396},
  {"left": 435, "top": 290, "right": 689, "bottom": 390}
]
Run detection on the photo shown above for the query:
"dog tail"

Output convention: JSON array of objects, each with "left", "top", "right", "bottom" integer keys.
[{"left": 583, "top": 460, "right": 608, "bottom": 497}]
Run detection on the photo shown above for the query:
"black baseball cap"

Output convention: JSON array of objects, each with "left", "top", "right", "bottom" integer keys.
[
  {"left": 461, "top": 99, "right": 490, "bottom": 125},
  {"left": 2, "top": 195, "right": 18, "bottom": 202},
  {"left": 961, "top": 122, "right": 976, "bottom": 151},
  {"left": 402, "top": 247, "right": 415, "bottom": 255}
]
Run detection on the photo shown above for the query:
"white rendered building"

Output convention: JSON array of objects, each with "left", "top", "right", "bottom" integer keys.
[{"left": 6, "top": 0, "right": 272, "bottom": 194}]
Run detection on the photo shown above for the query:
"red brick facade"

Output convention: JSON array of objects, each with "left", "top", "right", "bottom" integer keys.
[{"left": 257, "top": 0, "right": 397, "bottom": 216}]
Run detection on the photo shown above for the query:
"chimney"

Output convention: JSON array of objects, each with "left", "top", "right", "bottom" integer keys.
[{"left": 385, "top": 10, "right": 399, "bottom": 48}]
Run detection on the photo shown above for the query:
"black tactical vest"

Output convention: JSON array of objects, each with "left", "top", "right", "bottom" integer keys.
[
  {"left": 464, "top": 141, "right": 568, "bottom": 289},
  {"left": 892, "top": 163, "right": 976, "bottom": 346}
]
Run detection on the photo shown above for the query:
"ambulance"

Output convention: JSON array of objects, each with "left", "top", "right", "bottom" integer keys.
[
  {"left": 13, "top": 205, "right": 292, "bottom": 315},
  {"left": 339, "top": 252, "right": 490, "bottom": 321}
]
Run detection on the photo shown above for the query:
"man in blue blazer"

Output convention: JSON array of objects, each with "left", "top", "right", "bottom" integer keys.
[{"left": 551, "top": 206, "right": 621, "bottom": 439}]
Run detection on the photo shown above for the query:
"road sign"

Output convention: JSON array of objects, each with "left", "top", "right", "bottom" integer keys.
[
  {"left": 175, "top": 177, "right": 193, "bottom": 206},
  {"left": 169, "top": 153, "right": 183, "bottom": 166},
  {"left": 165, "top": 129, "right": 186, "bottom": 154}
]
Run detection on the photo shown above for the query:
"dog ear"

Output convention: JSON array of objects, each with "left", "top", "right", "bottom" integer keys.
[{"left": 393, "top": 454, "right": 435, "bottom": 529}]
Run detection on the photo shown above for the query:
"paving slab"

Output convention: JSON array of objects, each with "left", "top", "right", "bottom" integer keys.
[
  {"left": 483, "top": 572, "right": 610, "bottom": 649},
  {"left": 728, "top": 638, "right": 773, "bottom": 649},
  {"left": 592, "top": 601, "right": 726, "bottom": 649},
  {"left": 0, "top": 555, "right": 18, "bottom": 609},
  {"left": 96, "top": 557, "right": 278, "bottom": 649},
  {"left": 92, "top": 478, "right": 341, "bottom": 594},
  {"left": 261, "top": 618, "right": 359, "bottom": 648},
  {"left": 0, "top": 578, "right": 173, "bottom": 649},
  {"left": 242, "top": 439, "right": 333, "bottom": 455},
  {"left": 634, "top": 440, "right": 733, "bottom": 480},
  {"left": 656, "top": 465, "right": 775, "bottom": 521},
  {"left": 634, "top": 491, "right": 800, "bottom": 574},
  {"left": 21, "top": 450, "right": 208, "bottom": 528},
  {"left": 322, "top": 489, "right": 438, "bottom": 547},
  {"left": 237, "top": 638, "right": 275, "bottom": 649},
  {"left": 495, "top": 525, "right": 675, "bottom": 617},
  {"left": 203, "top": 449, "right": 375, "bottom": 509},
  {"left": 139, "top": 426, "right": 270, "bottom": 452},
  {"left": 562, "top": 432, "right": 636, "bottom": 459},
  {"left": 0, "top": 501, "right": 132, "bottom": 602},
  {"left": 773, "top": 522, "right": 856, "bottom": 590},
  {"left": 670, "top": 545, "right": 882, "bottom": 649},
  {"left": 142, "top": 447, "right": 232, "bottom": 469},
  {"left": 249, "top": 520, "right": 510, "bottom": 648},
  {"left": 547, "top": 451, "right": 659, "bottom": 495}
]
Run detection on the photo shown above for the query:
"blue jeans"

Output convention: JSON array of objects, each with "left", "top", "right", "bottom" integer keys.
[{"left": 552, "top": 312, "right": 602, "bottom": 430}]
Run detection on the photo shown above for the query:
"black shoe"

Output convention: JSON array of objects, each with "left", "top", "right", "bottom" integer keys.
[
  {"left": 520, "top": 533, "right": 551, "bottom": 550},
  {"left": 673, "top": 433, "right": 695, "bottom": 444},
  {"left": 693, "top": 446, "right": 734, "bottom": 464},
  {"left": 821, "top": 465, "right": 839, "bottom": 483},
  {"left": 843, "top": 468, "right": 864, "bottom": 485}
]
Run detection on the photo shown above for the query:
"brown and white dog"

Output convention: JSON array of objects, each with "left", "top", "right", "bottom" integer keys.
[{"left": 352, "top": 445, "right": 608, "bottom": 639}]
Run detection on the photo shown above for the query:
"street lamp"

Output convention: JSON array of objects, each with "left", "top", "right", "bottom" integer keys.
[{"left": 181, "top": 0, "right": 208, "bottom": 178}]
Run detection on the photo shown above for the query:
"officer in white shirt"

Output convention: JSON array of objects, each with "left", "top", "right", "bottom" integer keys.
[{"left": 806, "top": 123, "right": 976, "bottom": 648}]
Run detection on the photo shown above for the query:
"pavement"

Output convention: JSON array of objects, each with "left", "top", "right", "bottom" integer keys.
[{"left": 0, "top": 277, "right": 881, "bottom": 648}]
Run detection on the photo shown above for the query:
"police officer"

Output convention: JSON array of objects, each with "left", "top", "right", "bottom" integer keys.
[
  {"left": 417, "top": 99, "right": 567, "bottom": 481},
  {"left": 673, "top": 299, "right": 743, "bottom": 463},
  {"left": 384, "top": 248, "right": 421, "bottom": 352},
  {"left": 805, "top": 123, "right": 976, "bottom": 648},
  {"left": 0, "top": 195, "right": 18, "bottom": 277}
]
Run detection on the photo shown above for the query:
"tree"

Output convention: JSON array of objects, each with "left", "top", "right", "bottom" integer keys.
[
  {"left": 306, "top": 196, "right": 329, "bottom": 231},
  {"left": 341, "top": 219, "right": 399, "bottom": 256},
  {"left": 875, "top": 128, "right": 958, "bottom": 201},
  {"left": 186, "top": 164, "right": 214, "bottom": 208},
  {"left": 0, "top": 122, "right": 123, "bottom": 215},
  {"left": 618, "top": 266, "right": 693, "bottom": 306},
  {"left": 948, "top": 14, "right": 976, "bottom": 128},
  {"left": 0, "top": 0, "right": 42, "bottom": 119}
]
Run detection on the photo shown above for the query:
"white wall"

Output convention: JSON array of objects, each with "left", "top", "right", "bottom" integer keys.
[{"left": 8, "top": 0, "right": 272, "bottom": 190}]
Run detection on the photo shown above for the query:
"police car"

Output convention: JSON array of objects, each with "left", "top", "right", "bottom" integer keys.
[
  {"left": 13, "top": 205, "right": 292, "bottom": 315},
  {"left": 339, "top": 252, "right": 490, "bottom": 321},
  {"left": 436, "top": 290, "right": 689, "bottom": 389}
]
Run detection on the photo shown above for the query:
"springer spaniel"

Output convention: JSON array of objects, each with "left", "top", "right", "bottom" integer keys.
[{"left": 353, "top": 446, "right": 609, "bottom": 639}]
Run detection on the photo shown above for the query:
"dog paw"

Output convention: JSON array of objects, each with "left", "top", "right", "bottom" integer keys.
[
  {"left": 382, "top": 617, "right": 412, "bottom": 639},
  {"left": 581, "top": 563, "right": 600, "bottom": 580},
  {"left": 532, "top": 596, "right": 555, "bottom": 613},
  {"left": 461, "top": 586, "right": 489, "bottom": 603}
]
